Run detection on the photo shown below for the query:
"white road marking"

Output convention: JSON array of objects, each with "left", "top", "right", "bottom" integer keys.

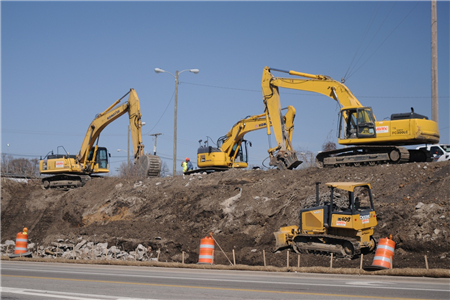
[
  {"left": 0, "top": 287, "right": 159, "bottom": 300},
  {"left": 3, "top": 266, "right": 450, "bottom": 293}
]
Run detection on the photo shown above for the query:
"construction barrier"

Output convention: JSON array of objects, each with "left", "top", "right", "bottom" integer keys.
[
  {"left": 367, "top": 237, "right": 395, "bottom": 270},
  {"left": 14, "top": 228, "right": 28, "bottom": 255},
  {"left": 198, "top": 236, "right": 215, "bottom": 264}
]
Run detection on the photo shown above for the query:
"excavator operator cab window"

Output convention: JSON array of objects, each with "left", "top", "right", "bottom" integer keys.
[
  {"left": 88, "top": 147, "right": 109, "bottom": 169},
  {"left": 339, "top": 108, "right": 376, "bottom": 140},
  {"left": 231, "top": 139, "right": 249, "bottom": 163},
  {"left": 356, "top": 108, "right": 376, "bottom": 138},
  {"left": 97, "top": 148, "right": 109, "bottom": 169}
]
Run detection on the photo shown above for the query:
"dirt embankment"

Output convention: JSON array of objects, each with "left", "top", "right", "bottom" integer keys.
[{"left": 1, "top": 161, "right": 449, "bottom": 269}]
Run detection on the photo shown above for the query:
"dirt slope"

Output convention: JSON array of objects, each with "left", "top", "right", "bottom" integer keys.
[{"left": 1, "top": 161, "right": 449, "bottom": 269}]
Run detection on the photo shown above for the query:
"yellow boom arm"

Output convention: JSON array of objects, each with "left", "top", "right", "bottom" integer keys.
[{"left": 77, "top": 89, "right": 146, "bottom": 169}]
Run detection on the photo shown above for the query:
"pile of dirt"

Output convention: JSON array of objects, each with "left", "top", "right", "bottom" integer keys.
[{"left": 1, "top": 161, "right": 449, "bottom": 269}]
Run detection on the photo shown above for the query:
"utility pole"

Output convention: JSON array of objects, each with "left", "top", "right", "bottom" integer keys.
[
  {"left": 127, "top": 125, "right": 131, "bottom": 167},
  {"left": 149, "top": 133, "right": 162, "bottom": 155},
  {"left": 431, "top": 0, "right": 438, "bottom": 124},
  {"left": 154, "top": 68, "right": 199, "bottom": 176}
]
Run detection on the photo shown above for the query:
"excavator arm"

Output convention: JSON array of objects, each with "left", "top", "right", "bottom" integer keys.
[
  {"left": 76, "top": 88, "right": 160, "bottom": 175},
  {"left": 262, "top": 67, "right": 303, "bottom": 170},
  {"left": 219, "top": 106, "right": 297, "bottom": 165},
  {"left": 262, "top": 67, "right": 364, "bottom": 109}
]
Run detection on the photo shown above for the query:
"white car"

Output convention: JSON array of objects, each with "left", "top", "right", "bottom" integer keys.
[{"left": 416, "top": 144, "right": 450, "bottom": 162}]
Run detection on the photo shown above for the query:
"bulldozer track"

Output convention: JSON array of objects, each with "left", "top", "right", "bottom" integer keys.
[{"left": 292, "top": 234, "right": 361, "bottom": 259}]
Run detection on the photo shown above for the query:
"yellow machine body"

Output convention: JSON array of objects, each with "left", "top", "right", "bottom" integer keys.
[
  {"left": 195, "top": 105, "right": 298, "bottom": 171},
  {"left": 274, "top": 182, "right": 377, "bottom": 257},
  {"left": 39, "top": 89, "right": 161, "bottom": 188},
  {"left": 262, "top": 67, "right": 440, "bottom": 167}
]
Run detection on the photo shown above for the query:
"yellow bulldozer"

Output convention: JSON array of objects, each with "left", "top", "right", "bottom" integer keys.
[{"left": 274, "top": 182, "right": 377, "bottom": 258}]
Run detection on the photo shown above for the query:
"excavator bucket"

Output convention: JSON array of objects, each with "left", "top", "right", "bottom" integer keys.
[{"left": 136, "top": 155, "right": 162, "bottom": 177}]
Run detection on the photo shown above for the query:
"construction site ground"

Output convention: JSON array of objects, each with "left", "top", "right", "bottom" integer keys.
[{"left": 1, "top": 161, "right": 449, "bottom": 270}]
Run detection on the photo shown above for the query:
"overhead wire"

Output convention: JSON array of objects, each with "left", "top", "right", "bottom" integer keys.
[
  {"left": 346, "top": 2, "right": 420, "bottom": 81},
  {"left": 343, "top": 2, "right": 382, "bottom": 80},
  {"left": 144, "top": 89, "right": 175, "bottom": 135}
]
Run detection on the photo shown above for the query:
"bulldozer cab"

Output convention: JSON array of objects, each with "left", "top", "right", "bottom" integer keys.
[{"left": 300, "top": 182, "right": 376, "bottom": 232}]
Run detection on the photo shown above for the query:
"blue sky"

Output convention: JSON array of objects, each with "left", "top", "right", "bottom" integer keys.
[{"left": 2, "top": 1, "right": 449, "bottom": 175}]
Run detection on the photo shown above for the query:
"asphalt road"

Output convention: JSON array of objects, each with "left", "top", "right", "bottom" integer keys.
[{"left": 1, "top": 261, "right": 449, "bottom": 300}]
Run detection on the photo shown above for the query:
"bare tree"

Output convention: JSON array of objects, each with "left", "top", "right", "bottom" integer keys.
[
  {"left": 322, "top": 141, "right": 337, "bottom": 152},
  {"left": 159, "top": 161, "right": 170, "bottom": 177},
  {"left": 117, "top": 161, "right": 139, "bottom": 179},
  {"left": 1, "top": 155, "right": 40, "bottom": 177},
  {"left": 296, "top": 148, "right": 315, "bottom": 169}
]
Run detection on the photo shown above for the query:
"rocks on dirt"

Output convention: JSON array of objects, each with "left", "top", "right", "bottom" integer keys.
[{"left": 1, "top": 237, "right": 159, "bottom": 261}]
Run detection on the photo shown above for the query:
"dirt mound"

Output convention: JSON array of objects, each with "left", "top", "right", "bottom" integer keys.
[{"left": 1, "top": 161, "right": 449, "bottom": 269}]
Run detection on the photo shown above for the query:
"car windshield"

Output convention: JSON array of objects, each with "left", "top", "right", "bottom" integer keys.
[{"left": 442, "top": 145, "right": 450, "bottom": 152}]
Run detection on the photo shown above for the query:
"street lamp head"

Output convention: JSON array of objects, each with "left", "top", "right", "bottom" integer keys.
[
  {"left": 154, "top": 68, "right": 165, "bottom": 73},
  {"left": 189, "top": 69, "right": 200, "bottom": 74}
]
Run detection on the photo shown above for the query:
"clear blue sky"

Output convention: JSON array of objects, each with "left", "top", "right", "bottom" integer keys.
[{"left": 2, "top": 1, "right": 449, "bottom": 175}]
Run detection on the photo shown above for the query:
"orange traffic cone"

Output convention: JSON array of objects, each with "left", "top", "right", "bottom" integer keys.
[
  {"left": 9, "top": 228, "right": 32, "bottom": 258},
  {"left": 365, "top": 235, "right": 395, "bottom": 270},
  {"left": 198, "top": 234, "right": 215, "bottom": 264}
]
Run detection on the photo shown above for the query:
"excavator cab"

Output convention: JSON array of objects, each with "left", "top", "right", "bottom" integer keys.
[
  {"left": 339, "top": 107, "right": 376, "bottom": 140},
  {"left": 86, "top": 147, "right": 109, "bottom": 172},
  {"left": 228, "top": 139, "right": 251, "bottom": 166}
]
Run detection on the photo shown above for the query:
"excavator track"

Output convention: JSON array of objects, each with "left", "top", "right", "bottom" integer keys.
[
  {"left": 292, "top": 234, "right": 361, "bottom": 259},
  {"left": 315, "top": 145, "right": 415, "bottom": 168},
  {"left": 42, "top": 174, "right": 91, "bottom": 190}
]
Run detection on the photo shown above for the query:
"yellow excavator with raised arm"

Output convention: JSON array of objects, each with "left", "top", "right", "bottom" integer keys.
[
  {"left": 190, "top": 105, "right": 300, "bottom": 173},
  {"left": 39, "top": 89, "right": 161, "bottom": 189},
  {"left": 262, "top": 67, "right": 440, "bottom": 167}
]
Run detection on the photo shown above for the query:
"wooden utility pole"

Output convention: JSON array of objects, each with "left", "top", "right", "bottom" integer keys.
[{"left": 431, "top": 0, "right": 438, "bottom": 124}]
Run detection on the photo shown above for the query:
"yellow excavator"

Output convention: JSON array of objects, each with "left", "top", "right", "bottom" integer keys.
[
  {"left": 191, "top": 105, "right": 300, "bottom": 173},
  {"left": 274, "top": 182, "right": 377, "bottom": 258},
  {"left": 262, "top": 67, "right": 440, "bottom": 167},
  {"left": 39, "top": 89, "right": 161, "bottom": 189}
]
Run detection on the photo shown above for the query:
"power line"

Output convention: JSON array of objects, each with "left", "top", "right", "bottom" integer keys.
[{"left": 346, "top": 2, "right": 420, "bottom": 80}]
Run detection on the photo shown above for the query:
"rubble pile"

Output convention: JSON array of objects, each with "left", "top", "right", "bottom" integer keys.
[{"left": 1, "top": 238, "right": 159, "bottom": 261}]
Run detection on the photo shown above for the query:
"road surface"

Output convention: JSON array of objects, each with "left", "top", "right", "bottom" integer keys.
[{"left": 1, "top": 261, "right": 449, "bottom": 300}]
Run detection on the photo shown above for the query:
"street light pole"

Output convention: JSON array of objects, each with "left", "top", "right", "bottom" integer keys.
[
  {"left": 6, "top": 143, "right": 10, "bottom": 174},
  {"left": 149, "top": 133, "right": 162, "bottom": 155},
  {"left": 174, "top": 70, "right": 179, "bottom": 176},
  {"left": 154, "top": 68, "right": 199, "bottom": 176}
]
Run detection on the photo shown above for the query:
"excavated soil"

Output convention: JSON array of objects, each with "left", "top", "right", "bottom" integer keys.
[{"left": 1, "top": 161, "right": 449, "bottom": 269}]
